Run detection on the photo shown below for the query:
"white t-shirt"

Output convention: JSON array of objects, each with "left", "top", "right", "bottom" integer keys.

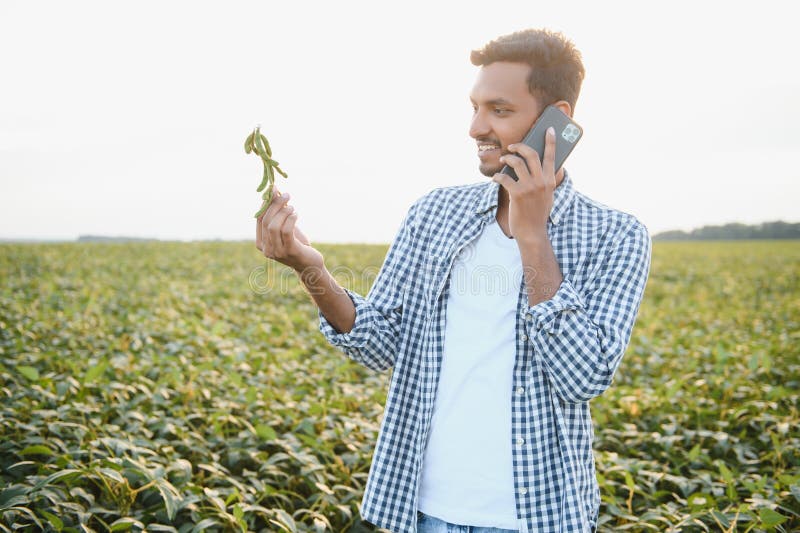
[{"left": 417, "top": 217, "right": 522, "bottom": 529}]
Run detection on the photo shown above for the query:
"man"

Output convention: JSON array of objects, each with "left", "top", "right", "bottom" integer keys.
[{"left": 256, "top": 28, "right": 651, "bottom": 533}]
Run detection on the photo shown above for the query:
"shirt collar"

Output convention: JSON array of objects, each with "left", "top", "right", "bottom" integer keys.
[{"left": 473, "top": 169, "right": 576, "bottom": 226}]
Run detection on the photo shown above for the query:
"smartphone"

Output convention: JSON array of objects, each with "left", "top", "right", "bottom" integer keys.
[{"left": 501, "top": 105, "right": 583, "bottom": 181}]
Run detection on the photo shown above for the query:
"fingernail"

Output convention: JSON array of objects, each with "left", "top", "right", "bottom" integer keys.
[
  {"left": 284, "top": 193, "right": 291, "bottom": 200},
  {"left": 508, "top": 144, "right": 515, "bottom": 150},
  {"left": 547, "top": 127, "right": 555, "bottom": 136}
]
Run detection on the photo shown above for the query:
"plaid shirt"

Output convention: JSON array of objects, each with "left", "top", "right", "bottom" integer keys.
[{"left": 318, "top": 171, "right": 652, "bottom": 533}]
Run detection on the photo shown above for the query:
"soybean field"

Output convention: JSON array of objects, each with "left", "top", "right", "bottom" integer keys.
[{"left": 1, "top": 240, "right": 798, "bottom": 532}]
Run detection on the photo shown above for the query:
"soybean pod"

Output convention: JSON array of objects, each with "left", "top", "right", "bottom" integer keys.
[
  {"left": 256, "top": 162, "right": 269, "bottom": 193},
  {"left": 260, "top": 134, "right": 272, "bottom": 157},
  {"left": 254, "top": 200, "right": 269, "bottom": 219},
  {"left": 253, "top": 130, "right": 266, "bottom": 157},
  {"left": 246, "top": 125, "right": 288, "bottom": 218},
  {"left": 244, "top": 132, "right": 255, "bottom": 154}
]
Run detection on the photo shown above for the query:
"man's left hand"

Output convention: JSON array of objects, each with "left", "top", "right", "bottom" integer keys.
[{"left": 492, "top": 126, "right": 557, "bottom": 241}]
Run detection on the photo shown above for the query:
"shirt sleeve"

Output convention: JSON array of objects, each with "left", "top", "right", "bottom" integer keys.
[
  {"left": 523, "top": 219, "right": 652, "bottom": 403},
  {"left": 317, "top": 200, "right": 421, "bottom": 372}
]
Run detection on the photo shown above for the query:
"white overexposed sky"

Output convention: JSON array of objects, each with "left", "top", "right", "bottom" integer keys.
[{"left": 1, "top": 0, "right": 798, "bottom": 243}]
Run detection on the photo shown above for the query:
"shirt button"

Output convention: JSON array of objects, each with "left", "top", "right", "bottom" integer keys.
[
  {"left": 525, "top": 313, "right": 533, "bottom": 321},
  {"left": 516, "top": 386, "right": 525, "bottom": 395},
  {"left": 520, "top": 333, "right": 528, "bottom": 341},
  {"left": 516, "top": 437, "right": 525, "bottom": 445},
  {"left": 520, "top": 487, "right": 528, "bottom": 495}
]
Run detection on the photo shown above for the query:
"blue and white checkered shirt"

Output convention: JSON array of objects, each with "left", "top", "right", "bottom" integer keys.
[{"left": 318, "top": 171, "right": 652, "bottom": 533}]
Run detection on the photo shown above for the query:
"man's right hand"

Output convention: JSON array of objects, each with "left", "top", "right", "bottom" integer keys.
[{"left": 255, "top": 187, "right": 323, "bottom": 274}]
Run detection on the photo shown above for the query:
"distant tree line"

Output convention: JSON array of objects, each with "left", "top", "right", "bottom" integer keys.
[
  {"left": 654, "top": 221, "right": 800, "bottom": 241},
  {"left": 77, "top": 235, "right": 159, "bottom": 242}
]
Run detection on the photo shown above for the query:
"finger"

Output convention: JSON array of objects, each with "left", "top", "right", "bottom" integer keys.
[
  {"left": 255, "top": 194, "right": 277, "bottom": 250},
  {"left": 267, "top": 203, "right": 295, "bottom": 255},
  {"left": 259, "top": 211, "right": 273, "bottom": 257},
  {"left": 294, "top": 225, "right": 311, "bottom": 246},
  {"left": 256, "top": 214, "right": 263, "bottom": 251},
  {"left": 542, "top": 127, "right": 556, "bottom": 182},
  {"left": 260, "top": 193, "right": 291, "bottom": 248},
  {"left": 499, "top": 154, "right": 528, "bottom": 181},
  {"left": 280, "top": 210, "right": 300, "bottom": 254},
  {"left": 262, "top": 191, "right": 291, "bottom": 222},
  {"left": 492, "top": 171, "right": 515, "bottom": 190},
  {"left": 508, "top": 142, "right": 543, "bottom": 178}
]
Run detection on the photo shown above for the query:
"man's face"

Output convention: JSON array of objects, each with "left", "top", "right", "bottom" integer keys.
[{"left": 469, "top": 62, "right": 542, "bottom": 177}]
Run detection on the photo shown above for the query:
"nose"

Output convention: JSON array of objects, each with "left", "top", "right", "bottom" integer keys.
[{"left": 469, "top": 109, "right": 490, "bottom": 140}]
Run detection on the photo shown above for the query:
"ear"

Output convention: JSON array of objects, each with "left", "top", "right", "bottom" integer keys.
[{"left": 552, "top": 100, "right": 573, "bottom": 118}]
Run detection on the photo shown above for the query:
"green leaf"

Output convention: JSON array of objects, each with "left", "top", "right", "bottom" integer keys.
[
  {"left": 17, "top": 365, "right": 39, "bottom": 381},
  {"left": 97, "top": 467, "right": 126, "bottom": 484},
  {"left": 190, "top": 519, "right": 221, "bottom": 533},
  {"left": 790, "top": 484, "right": 800, "bottom": 503},
  {"left": 229, "top": 371, "right": 243, "bottom": 387},
  {"left": 256, "top": 424, "right": 277, "bottom": 441},
  {"left": 687, "top": 492, "right": 714, "bottom": 510},
  {"left": 245, "top": 386, "right": 257, "bottom": 404},
  {"left": 314, "top": 482, "right": 334, "bottom": 495},
  {"left": 110, "top": 518, "right": 144, "bottom": 531},
  {"left": 84, "top": 361, "right": 108, "bottom": 384},
  {"left": 295, "top": 418, "right": 316, "bottom": 436},
  {"left": 270, "top": 509, "right": 298, "bottom": 533},
  {"left": 687, "top": 443, "right": 701, "bottom": 461},
  {"left": 623, "top": 471, "right": 635, "bottom": 490},
  {"left": 0, "top": 505, "right": 42, "bottom": 528},
  {"left": 225, "top": 489, "right": 240, "bottom": 506},
  {"left": 155, "top": 478, "right": 180, "bottom": 520},
  {"left": 121, "top": 456, "right": 155, "bottom": 480},
  {"left": 0, "top": 485, "right": 29, "bottom": 509},
  {"left": 33, "top": 468, "right": 83, "bottom": 490},
  {"left": 759, "top": 508, "right": 787, "bottom": 527},
  {"left": 718, "top": 461, "right": 734, "bottom": 484},
  {"left": 42, "top": 511, "right": 63, "bottom": 531},
  {"left": 710, "top": 509, "right": 730, "bottom": 529},
  {"left": 19, "top": 444, "right": 53, "bottom": 456}
]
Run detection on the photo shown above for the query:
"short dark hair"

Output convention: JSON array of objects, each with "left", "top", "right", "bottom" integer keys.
[{"left": 470, "top": 29, "right": 585, "bottom": 114}]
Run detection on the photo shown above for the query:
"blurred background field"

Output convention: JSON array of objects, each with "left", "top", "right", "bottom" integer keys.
[{"left": 1, "top": 240, "right": 798, "bottom": 532}]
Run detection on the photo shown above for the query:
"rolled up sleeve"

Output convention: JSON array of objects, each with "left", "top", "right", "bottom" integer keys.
[
  {"left": 318, "top": 288, "right": 371, "bottom": 347},
  {"left": 524, "top": 278, "right": 586, "bottom": 333},
  {"left": 524, "top": 220, "right": 652, "bottom": 403}
]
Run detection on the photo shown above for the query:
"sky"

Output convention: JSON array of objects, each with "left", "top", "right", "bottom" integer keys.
[{"left": 1, "top": 0, "right": 798, "bottom": 243}]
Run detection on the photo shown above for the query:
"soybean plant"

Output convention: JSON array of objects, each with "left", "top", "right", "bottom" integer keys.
[{"left": 245, "top": 126, "right": 288, "bottom": 218}]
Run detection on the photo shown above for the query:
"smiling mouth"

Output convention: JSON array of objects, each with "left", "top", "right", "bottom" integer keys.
[{"left": 477, "top": 144, "right": 501, "bottom": 159}]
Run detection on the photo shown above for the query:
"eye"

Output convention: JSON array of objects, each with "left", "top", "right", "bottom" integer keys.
[{"left": 494, "top": 108, "right": 509, "bottom": 115}]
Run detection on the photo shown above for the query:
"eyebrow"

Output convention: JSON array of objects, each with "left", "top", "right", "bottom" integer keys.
[{"left": 470, "top": 97, "right": 515, "bottom": 106}]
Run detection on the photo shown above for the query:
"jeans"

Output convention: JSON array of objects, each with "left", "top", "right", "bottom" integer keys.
[{"left": 416, "top": 511, "right": 518, "bottom": 533}]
